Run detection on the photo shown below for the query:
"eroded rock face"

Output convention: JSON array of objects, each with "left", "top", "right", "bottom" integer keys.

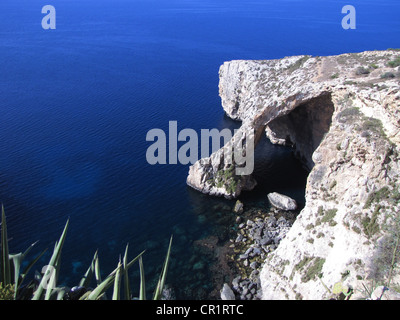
[
  {"left": 187, "top": 51, "right": 400, "bottom": 200},
  {"left": 260, "top": 87, "right": 400, "bottom": 300},
  {"left": 187, "top": 50, "right": 400, "bottom": 299},
  {"left": 187, "top": 55, "right": 330, "bottom": 198},
  {"left": 186, "top": 123, "right": 258, "bottom": 199},
  {"left": 265, "top": 93, "right": 335, "bottom": 170}
]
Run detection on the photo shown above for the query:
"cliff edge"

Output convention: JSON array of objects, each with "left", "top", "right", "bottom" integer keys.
[{"left": 187, "top": 50, "right": 400, "bottom": 299}]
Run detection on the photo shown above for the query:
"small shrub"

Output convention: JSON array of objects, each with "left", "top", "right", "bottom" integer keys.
[
  {"left": 387, "top": 56, "right": 400, "bottom": 68},
  {"left": 330, "top": 73, "right": 339, "bottom": 79},
  {"left": 337, "top": 107, "right": 360, "bottom": 123},
  {"left": 286, "top": 56, "right": 310, "bottom": 73},
  {"left": 364, "top": 186, "right": 390, "bottom": 209},
  {"left": 355, "top": 67, "right": 370, "bottom": 75},
  {"left": 361, "top": 117, "right": 386, "bottom": 138},
  {"left": 362, "top": 205, "right": 382, "bottom": 238},
  {"left": 295, "top": 292, "right": 303, "bottom": 300},
  {"left": 369, "top": 217, "right": 400, "bottom": 285},
  {"left": 343, "top": 80, "right": 357, "bottom": 85},
  {"left": 392, "top": 187, "right": 400, "bottom": 203},
  {"left": 295, "top": 256, "right": 313, "bottom": 271},
  {"left": 321, "top": 208, "right": 338, "bottom": 224},
  {"left": 381, "top": 72, "right": 396, "bottom": 79},
  {"left": 352, "top": 226, "right": 361, "bottom": 234},
  {"left": 306, "top": 223, "right": 314, "bottom": 230},
  {"left": 302, "top": 257, "right": 325, "bottom": 283},
  {"left": 214, "top": 165, "right": 238, "bottom": 194}
]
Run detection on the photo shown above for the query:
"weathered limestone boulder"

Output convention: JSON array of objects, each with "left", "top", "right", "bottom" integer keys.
[
  {"left": 267, "top": 192, "right": 297, "bottom": 211},
  {"left": 220, "top": 283, "right": 236, "bottom": 300}
]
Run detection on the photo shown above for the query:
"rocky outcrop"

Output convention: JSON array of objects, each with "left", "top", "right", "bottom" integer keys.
[
  {"left": 187, "top": 50, "right": 400, "bottom": 299},
  {"left": 186, "top": 124, "right": 257, "bottom": 199},
  {"left": 267, "top": 192, "right": 298, "bottom": 211}
]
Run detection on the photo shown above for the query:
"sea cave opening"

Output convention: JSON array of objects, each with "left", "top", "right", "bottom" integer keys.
[{"left": 240, "top": 92, "right": 335, "bottom": 211}]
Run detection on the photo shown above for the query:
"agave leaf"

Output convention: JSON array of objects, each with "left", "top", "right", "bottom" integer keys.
[
  {"left": 93, "top": 254, "right": 107, "bottom": 299},
  {"left": 94, "top": 254, "right": 102, "bottom": 285},
  {"left": 51, "top": 286, "right": 68, "bottom": 300},
  {"left": 19, "top": 248, "right": 47, "bottom": 290},
  {"left": 112, "top": 258, "right": 122, "bottom": 300},
  {"left": 86, "top": 251, "right": 145, "bottom": 300},
  {"left": 109, "top": 249, "right": 146, "bottom": 278},
  {"left": 21, "top": 240, "right": 39, "bottom": 259},
  {"left": 1, "top": 205, "right": 11, "bottom": 286},
  {"left": 153, "top": 235, "right": 173, "bottom": 300},
  {"left": 79, "top": 250, "right": 98, "bottom": 288},
  {"left": 9, "top": 241, "right": 43, "bottom": 298},
  {"left": 44, "top": 264, "right": 58, "bottom": 300},
  {"left": 32, "top": 219, "right": 69, "bottom": 300},
  {"left": 9, "top": 253, "right": 22, "bottom": 298},
  {"left": 79, "top": 290, "right": 92, "bottom": 300},
  {"left": 86, "top": 273, "right": 116, "bottom": 300},
  {"left": 123, "top": 244, "right": 131, "bottom": 300},
  {"left": 139, "top": 256, "right": 146, "bottom": 300},
  {"left": 85, "top": 250, "right": 145, "bottom": 300}
]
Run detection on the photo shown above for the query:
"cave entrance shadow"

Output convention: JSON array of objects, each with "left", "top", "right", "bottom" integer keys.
[{"left": 240, "top": 92, "right": 335, "bottom": 211}]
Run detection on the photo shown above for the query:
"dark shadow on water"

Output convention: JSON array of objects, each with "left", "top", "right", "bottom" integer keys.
[{"left": 239, "top": 134, "right": 309, "bottom": 210}]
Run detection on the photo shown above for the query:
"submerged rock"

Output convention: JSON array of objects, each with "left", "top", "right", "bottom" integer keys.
[
  {"left": 233, "top": 200, "right": 244, "bottom": 213},
  {"left": 267, "top": 192, "right": 297, "bottom": 211}
]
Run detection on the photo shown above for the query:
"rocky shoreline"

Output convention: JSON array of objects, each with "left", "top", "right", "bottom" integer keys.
[
  {"left": 220, "top": 199, "right": 299, "bottom": 300},
  {"left": 182, "top": 196, "right": 300, "bottom": 300}
]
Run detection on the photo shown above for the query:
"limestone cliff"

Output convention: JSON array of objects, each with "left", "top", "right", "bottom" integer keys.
[{"left": 187, "top": 50, "right": 400, "bottom": 299}]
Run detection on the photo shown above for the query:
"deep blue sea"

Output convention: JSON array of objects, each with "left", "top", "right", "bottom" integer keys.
[{"left": 1, "top": 0, "right": 399, "bottom": 299}]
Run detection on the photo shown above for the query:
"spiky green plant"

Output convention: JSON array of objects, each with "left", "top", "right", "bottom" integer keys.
[
  {"left": 32, "top": 219, "right": 69, "bottom": 300},
  {"left": 1, "top": 204, "right": 173, "bottom": 300},
  {"left": 1, "top": 205, "right": 47, "bottom": 300},
  {"left": 153, "top": 235, "right": 173, "bottom": 300},
  {"left": 1, "top": 205, "right": 11, "bottom": 287}
]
